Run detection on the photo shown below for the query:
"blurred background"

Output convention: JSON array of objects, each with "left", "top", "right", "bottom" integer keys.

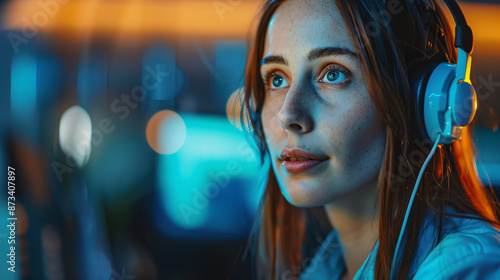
[{"left": 0, "top": 0, "right": 499, "bottom": 279}]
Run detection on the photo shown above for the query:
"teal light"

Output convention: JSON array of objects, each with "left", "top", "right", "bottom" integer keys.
[
  {"left": 157, "top": 113, "right": 268, "bottom": 235},
  {"left": 11, "top": 52, "right": 37, "bottom": 142},
  {"left": 474, "top": 126, "right": 500, "bottom": 186}
]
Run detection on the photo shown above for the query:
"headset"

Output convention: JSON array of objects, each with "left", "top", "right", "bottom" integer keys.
[
  {"left": 391, "top": 0, "right": 477, "bottom": 279},
  {"left": 409, "top": 0, "right": 476, "bottom": 144}
]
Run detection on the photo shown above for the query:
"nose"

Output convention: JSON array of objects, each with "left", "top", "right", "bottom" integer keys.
[{"left": 277, "top": 84, "right": 314, "bottom": 134}]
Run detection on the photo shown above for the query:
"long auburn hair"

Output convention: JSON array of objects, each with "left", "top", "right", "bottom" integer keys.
[{"left": 239, "top": 0, "right": 500, "bottom": 279}]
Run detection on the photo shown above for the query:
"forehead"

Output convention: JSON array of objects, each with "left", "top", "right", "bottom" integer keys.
[{"left": 263, "top": 0, "right": 355, "bottom": 57}]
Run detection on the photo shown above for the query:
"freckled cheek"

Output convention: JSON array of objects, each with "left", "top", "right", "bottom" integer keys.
[
  {"left": 320, "top": 118, "right": 343, "bottom": 150},
  {"left": 341, "top": 101, "right": 382, "bottom": 169},
  {"left": 321, "top": 108, "right": 353, "bottom": 150},
  {"left": 344, "top": 97, "right": 378, "bottom": 136},
  {"left": 322, "top": 100, "right": 375, "bottom": 155}
]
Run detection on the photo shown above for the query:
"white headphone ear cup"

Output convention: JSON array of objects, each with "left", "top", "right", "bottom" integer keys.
[
  {"left": 452, "top": 82, "right": 477, "bottom": 127},
  {"left": 423, "top": 63, "right": 456, "bottom": 144}
]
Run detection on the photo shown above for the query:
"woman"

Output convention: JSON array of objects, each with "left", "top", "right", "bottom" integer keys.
[{"left": 240, "top": 0, "right": 500, "bottom": 279}]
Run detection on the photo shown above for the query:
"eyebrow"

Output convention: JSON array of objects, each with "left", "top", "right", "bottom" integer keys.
[
  {"left": 261, "top": 47, "right": 357, "bottom": 66},
  {"left": 308, "top": 47, "right": 357, "bottom": 61}
]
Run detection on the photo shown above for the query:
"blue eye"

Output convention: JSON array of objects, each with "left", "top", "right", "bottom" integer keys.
[
  {"left": 321, "top": 70, "right": 348, "bottom": 83},
  {"left": 271, "top": 75, "right": 289, "bottom": 89}
]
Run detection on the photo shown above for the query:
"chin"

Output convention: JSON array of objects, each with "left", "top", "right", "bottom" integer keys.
[{"left": 278, "top": 180, "right": 329, "bottom": 207}]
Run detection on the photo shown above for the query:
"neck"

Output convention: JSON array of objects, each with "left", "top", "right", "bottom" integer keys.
[{"left": 323, "top": 181, "right": 380, "bottom": 280}]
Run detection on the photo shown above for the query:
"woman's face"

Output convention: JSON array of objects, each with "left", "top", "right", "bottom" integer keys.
[{"left": 261, "top": 0, "right": 387, "bottom": 207}]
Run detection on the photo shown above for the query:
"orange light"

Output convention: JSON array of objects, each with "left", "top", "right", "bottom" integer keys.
[
  {"left": 460, "top": 3, "right": 500, "bottom": 45},
  {"left": 2, "top": 0, "right": 261, "bottom": 38}
]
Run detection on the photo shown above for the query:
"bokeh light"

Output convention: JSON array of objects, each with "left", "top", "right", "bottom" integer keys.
[
  {"left": 226, "top": 87, "right": 244, "bottom": 131},
  {"left": 59, "top": 105, "right": 93, "bottom": 168},
  {"left": 146, "top": 110, "right": 186, "bottom": 155}
]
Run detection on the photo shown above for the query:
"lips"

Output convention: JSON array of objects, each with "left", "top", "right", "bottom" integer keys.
[
  {"left": 279, "top": 147, "right": 329, "bottom": 174},
  {"left": 279, "top": 147, "right": 329, "bottom": 161}
]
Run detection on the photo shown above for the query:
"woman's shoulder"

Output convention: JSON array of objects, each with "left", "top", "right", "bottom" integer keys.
[{"left": 413, "top": 215, "right": 500, "bottom": 279}]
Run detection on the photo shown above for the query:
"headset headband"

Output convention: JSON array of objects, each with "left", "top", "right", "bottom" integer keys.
[{"left": 442, "top": 0, "right": 473, "bottom": 53}]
